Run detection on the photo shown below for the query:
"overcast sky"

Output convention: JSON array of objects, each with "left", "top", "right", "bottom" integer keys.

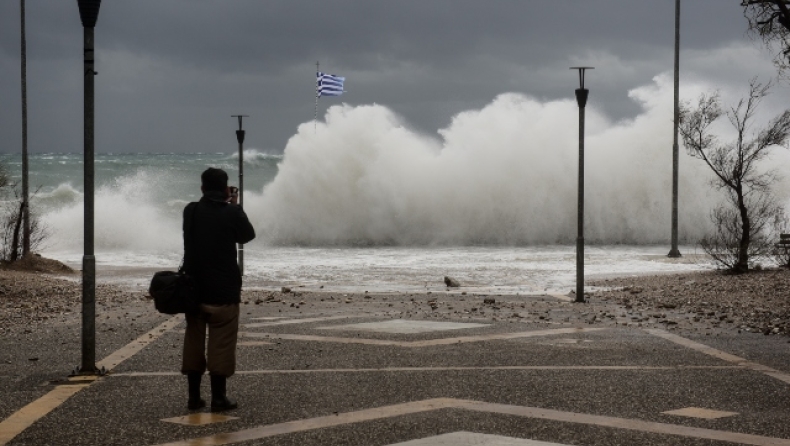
[{"left": 0, "top": 1, "right": 783, "bottom": 155}]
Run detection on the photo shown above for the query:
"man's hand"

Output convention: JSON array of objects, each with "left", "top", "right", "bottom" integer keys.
[{"left": 228, "top": 186, "right": 239, "bottom": 205}]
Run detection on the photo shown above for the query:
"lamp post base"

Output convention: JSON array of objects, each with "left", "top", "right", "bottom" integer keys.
[
  {"left": 73, "top": 366, "right": 106, "bottom": 376},
  {"left": 667, "top": 248, "right": 682, "bottom": 258}
]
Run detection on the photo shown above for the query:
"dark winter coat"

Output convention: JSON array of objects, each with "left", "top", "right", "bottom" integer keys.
[{"left": 183, "top": 191, "right": 256, "bottom": 305}]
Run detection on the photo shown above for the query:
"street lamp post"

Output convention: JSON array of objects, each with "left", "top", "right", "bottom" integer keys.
[
  {"left": 231, "top": 115, "right": 248, "bottom": 275},
  {"left": 668, "top": 0, "right": 682, "bottom": 258},
  {"left": 77, "top": 0, "right": 101, "bottom": 374},
  {"left": 571, "top": 67, "right": 593, "bottom": 304},
  {"left": 21, "top": 0, "right": 30, "bottom": 256}
]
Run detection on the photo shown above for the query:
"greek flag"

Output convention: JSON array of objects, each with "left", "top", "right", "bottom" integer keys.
[{"left": 317, "top": 72, "right": 345, "bottom": 97}]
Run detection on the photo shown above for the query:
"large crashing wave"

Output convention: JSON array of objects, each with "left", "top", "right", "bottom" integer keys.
[
  {"left": 41, "top": 170, "right": 183, "bottom": 254},
  {"left": 39, "top": 74, "right": 790, "bottom": 251},
  {"left": 249, "top": 75, "right": 729, "bottom": 245}
]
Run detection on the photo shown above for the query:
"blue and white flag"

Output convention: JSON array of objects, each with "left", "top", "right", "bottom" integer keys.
[{"left": 317, "top": 72, "right": 345, "bottom": 97}]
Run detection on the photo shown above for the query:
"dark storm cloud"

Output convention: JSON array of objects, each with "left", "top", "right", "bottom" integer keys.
[{"left": 0, "top": 1, "right": 770, "bottom": 155}]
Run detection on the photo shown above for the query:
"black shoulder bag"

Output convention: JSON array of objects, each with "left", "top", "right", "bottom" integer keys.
[{"left": 148, "top": 203, "right": 199, "bottom": 314}]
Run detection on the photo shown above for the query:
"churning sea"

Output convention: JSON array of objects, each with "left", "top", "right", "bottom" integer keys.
[
  {"left": 13, "top": 80, "right": 790, "bottom": 293},
  {"left": 0, "top": 151, "right": 709, "bottom": 294}
]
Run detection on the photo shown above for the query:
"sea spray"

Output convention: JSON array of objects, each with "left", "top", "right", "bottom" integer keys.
[
  {"left": 230, "top": 148, "right": 285, "bottom": 166},
  {"left": 41, "top": 169, "right": 182, "bottom": 254},
  {"left": 22, "top": 74, "right": 790, "bottom": 255},
  {"left": 15, "top": 73, "right": 790, "bottom": 289},
  {"left": 253, "top": 75, "right": 721, "bottom": 245}
]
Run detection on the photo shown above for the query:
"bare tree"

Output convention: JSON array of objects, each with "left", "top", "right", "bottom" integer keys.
[
  {"left": 700, "top": 187, "right": 783, "bottom": 270},
  {"left": 0, "top": 161, "right": 9, "bottom": 191},
  {"left": 742, "top": 1, "right": 790, "bottom": 75},
  {"left": 0, "top": 186, "right": 48, "bottom": 263},
  {"left": 0, "top": 161, "right": 47, "bottom": 264},
  {"left": 679, "top": 79, "right": 790, "bottom": 272},
  {"left": 770, "top": 212, "right": 790, "bottom": 267}
]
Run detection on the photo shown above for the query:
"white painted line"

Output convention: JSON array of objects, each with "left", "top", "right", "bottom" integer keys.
[
  {"left": 390, "top": 431, "right": 569, "bottom": 446},
  {"left": 242, "top": 327, "right": 606, "bottom": 347},
  {"left": 152, "top": 398, "right": 460, "bottom": 446},
  {"left": 410, "top": 327, "right": 605, "bottom": 347},
  {"left": 242, "top": 332, "right": 400, "bottom": 346},
  {"left": 244, "top": 315, "right": 364, "bottom": 328},
  {"left": 661, "top": 407, "right": 738, "bottom": 420},
  {"left": 110, "top": 364, "right": 744, "bottom": 377},
  {"left": 162, "top": 413, "right": 239, "bottom": 426},
  {"left": 150, "top": 398, "right": 790, "bottom": 446},
  {"left": 318, "top": 319, "right": 489, "bottom": 334},
  {"left": 645, "top": 329, "right": 790, "bottom": 385},
  {"left": 457, "top": 399, "right": 790, "bottom": 446}
]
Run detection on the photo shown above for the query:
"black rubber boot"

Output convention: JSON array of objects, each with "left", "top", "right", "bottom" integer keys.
[
  {"left": 187, "top": 373, "right": 206, "bottom": 410},
  {"left": 210, "top": 375, "right": 238, "bottom": 412}
]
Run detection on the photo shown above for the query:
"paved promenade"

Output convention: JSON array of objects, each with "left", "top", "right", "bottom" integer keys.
[{"left": 1, "top": 290, "right": 789, "bottom": 445}]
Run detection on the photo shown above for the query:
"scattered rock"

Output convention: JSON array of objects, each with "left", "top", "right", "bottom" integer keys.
[
  {"left": 591, "top": 269, "right": 790, "bottom": 337},
  {"left": 444, "top": 276, "right": 461, "bottom": 288}
]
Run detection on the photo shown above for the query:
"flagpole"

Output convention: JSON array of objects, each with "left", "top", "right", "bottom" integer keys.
[{"left": 314, "top": 61, "right": 319, "bottom": 132}]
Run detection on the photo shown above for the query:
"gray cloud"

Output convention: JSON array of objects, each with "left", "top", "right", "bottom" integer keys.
[{"left": 0, "top": 1, "right": 775, "bottom": 154}]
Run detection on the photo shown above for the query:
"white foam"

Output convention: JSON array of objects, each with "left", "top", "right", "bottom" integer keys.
[
  {"left": 41, "top": 170, "right": 181, "bottom": 254},
  {"left": 229, "top": 148, "right": 283, "bottom": 165},
  {"left": 251, "top": 75, "right": 732, "bottom": 246},
  {"left": 32, "top": 73, "right": 790, "bottom": 292},
  {"left": 42, "top": 244, "right": 713, "bottom": 294}
]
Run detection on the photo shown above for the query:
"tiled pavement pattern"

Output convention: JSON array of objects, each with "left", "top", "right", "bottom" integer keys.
[
  {"left": 390, "top": 432, "right": 570, "bottom": 445},
  {"left": 1, "top": 293, "right": 789, "bottom": 446}
]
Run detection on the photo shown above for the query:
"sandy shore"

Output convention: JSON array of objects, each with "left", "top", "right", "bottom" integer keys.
[{"left": 1, "top": 264, "right": 788, "bottom": 337}]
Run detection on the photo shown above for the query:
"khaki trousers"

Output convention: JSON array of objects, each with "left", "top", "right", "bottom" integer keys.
[{"left": 182, "top": 303, "right": 239, "bottom": 377}]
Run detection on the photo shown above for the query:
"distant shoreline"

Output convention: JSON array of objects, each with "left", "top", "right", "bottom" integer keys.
[
  {"left": 55, "top": 262, "right": 714, "bottom": 296},
  {"left": 2, "top": 265, "right": 787, "bottom": 338}
]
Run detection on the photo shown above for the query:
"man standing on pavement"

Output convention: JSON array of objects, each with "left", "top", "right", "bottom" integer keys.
[{"left": 182, "top": 167, "right": 256, "bottom": 412}]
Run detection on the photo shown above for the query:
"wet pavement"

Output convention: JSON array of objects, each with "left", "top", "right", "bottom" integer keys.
[{"left": 1, "top": 291, "right": 789, "bottom": 446}]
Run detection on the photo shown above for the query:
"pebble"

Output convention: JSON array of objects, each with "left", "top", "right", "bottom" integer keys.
[{"left": 591, "top": 269, "right": 790, "bottom": 336}]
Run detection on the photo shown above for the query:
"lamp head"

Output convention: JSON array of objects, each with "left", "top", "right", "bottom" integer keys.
[
  {"left": 570, "top": 67, "right": 594, "bottom": 90},
  {"left": 77, "top": 0, "right": 101, "bottom": 28}
]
